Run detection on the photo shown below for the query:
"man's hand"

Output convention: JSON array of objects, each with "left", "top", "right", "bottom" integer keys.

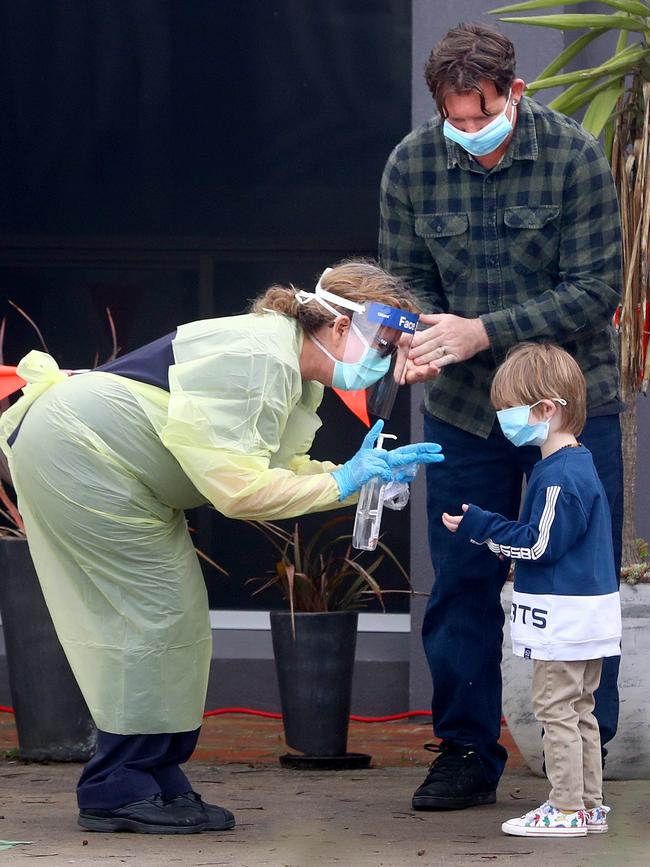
[
  {"left": 409, "top": 314, "right": 490, "bottom": 368},
  {"left": 442, "top": 503, "right": 469, "bottom": 533}
]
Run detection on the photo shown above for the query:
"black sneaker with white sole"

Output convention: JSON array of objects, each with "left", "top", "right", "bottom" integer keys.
[{"left": 411, "top": 741, "right": 497, "bottom": 811}]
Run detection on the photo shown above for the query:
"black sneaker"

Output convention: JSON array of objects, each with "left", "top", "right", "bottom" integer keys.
[
  {"left": 411, "top": 742, "right": 497, "bottom": 811},
  {"left": 78, "top": 793, "right": 207, "bottom": 834},
  {"left": 164, "top": 791, "right": 236, "bottom": 831}
]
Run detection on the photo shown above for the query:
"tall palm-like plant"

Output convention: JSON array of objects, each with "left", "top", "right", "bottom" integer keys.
[{"left": 491, "top": 1, "right": 650, "bottom": 564}]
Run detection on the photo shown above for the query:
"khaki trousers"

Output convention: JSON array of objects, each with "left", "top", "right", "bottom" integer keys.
[{"left": 531, "top": 658, "right": 603, "bottom": 812}]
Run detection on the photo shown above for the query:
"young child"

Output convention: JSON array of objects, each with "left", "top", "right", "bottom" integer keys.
[{"left": 442, "top": 342, "right": 621, "bottom": 838}]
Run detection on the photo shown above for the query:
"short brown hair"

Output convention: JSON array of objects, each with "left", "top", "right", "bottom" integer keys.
[
  {"left": 251, "top": 259, "right": 419, "bottom": 336},
  {"left": 424, "top": 22, "right": 516, "bottom": 118},
  {"left": 490, "top": 343, "right": 587, "bottom": 436}
]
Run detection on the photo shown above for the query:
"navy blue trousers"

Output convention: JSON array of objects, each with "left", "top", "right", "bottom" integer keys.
[
  {"left": 422, "top": 413, "right": 623, "bottom": 785},
  {"left": 77, "top": 728, "right": 201, "bottom": 810}
]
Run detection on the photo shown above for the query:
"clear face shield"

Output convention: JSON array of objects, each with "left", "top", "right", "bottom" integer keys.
[{"left": 296, "top": 269, "right": 420, "bottom": 420}]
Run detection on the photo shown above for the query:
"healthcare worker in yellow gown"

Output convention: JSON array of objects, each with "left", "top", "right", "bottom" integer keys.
[{"left": 0, "top": 260, "right": 444, "bottom": 835}]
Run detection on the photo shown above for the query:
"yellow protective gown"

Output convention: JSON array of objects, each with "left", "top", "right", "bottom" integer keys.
[{"left": 0, "top": 314, "right": 344, "bottom": 734}]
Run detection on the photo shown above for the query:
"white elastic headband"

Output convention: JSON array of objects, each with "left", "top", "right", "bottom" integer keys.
[
  {"left": 295, "top": 267, "right": 366, "bottom": 316},
  {"left": 530, "top": 398, "right": 567, "bottom": 409}
]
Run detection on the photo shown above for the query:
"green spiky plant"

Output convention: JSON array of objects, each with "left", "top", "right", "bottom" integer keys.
[
  {"left": 491, "top": 1, "right": 650, "bottom": 565},
  {"left": 246, "top": 516, "right": 414, "bottom": 633}
]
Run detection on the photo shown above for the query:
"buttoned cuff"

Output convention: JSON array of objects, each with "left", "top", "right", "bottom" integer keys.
[{"left": 480, "top": 310, "right": 517, "bottom": 365}]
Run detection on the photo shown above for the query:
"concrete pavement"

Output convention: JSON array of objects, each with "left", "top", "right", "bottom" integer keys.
[{"left": 0, "top": 760, "right": 648, "bottom": 866}]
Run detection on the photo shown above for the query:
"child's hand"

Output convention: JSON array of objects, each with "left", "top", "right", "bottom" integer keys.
[{"left": 442, "top": 504, "right": 469, "bottom": 533}]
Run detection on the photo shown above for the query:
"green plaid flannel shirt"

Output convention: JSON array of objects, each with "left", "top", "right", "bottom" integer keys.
[{"left": 379, "top": 96, "right": 622, "bottom": 438}]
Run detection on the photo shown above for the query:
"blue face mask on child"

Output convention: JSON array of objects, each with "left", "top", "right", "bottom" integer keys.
[
  {"left": 443, "top": 89, "right": 515, "bottom": 157},
  {"left": 497, "top": 398, "right": 567, "bottom": 448},
  {"left": 310, "top": 332, "right": 391, "bottom": 391}
]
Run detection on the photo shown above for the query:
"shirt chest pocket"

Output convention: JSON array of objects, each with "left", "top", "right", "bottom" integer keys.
[
  {"left": 415, "top": 213, "right": 470, "bottom": 285},
  {"left": 503, "top": 205, "right": 560, "bottom": 276}
]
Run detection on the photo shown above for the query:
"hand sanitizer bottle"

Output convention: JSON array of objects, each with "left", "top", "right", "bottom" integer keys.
[{"left": 352, "top": 432, "right": 397, "bottom": 551}]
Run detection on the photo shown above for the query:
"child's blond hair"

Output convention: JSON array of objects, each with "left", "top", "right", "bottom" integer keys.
[{"left": 490, "top": 343, "right": 586, "bottom": 436}]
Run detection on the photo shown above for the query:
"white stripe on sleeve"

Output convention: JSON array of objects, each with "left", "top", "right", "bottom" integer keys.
[{"left": 495, "top": 485, "right": 561, "bottom": 561}]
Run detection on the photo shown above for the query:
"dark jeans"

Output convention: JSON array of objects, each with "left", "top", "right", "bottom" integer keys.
[
  {"left": 77, "top": 728, "right": 201, "bottom": 810},
  {"left": 422, "top": 413, "right": 623, "bottom": 784}
]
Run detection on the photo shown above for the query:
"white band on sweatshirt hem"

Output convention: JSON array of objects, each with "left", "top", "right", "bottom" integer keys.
[{"left": 512, "top": 637, "right": 621, "bottom": 661}]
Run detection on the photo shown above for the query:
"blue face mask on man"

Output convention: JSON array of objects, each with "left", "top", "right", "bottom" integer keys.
[
  {"left": 497, "top": 398, "right": 567, "bottom": 448},
  {"left": 310, "top": 330, "right": 391, "bottom": 391},
  {"left": 443, "top": 89, "right": 516, "bottom": 157}
]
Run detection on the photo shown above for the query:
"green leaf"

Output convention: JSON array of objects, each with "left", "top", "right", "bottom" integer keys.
[
  {"left": 500, "top": 14, "right": 648, "bottom": 32},
  {"left": 581, "top": 78, "right": 625, "bottom": 135},
  {"left": 491, "top": 0, "right": 586, "bottom": 11},
  {"left": 545, "top": 78, "right": 594, "bottom": 112},
  {"left": 526, "top": 45, "right": 650, "bottom": 90},
  {"left": 337, "top": 575, "right": 370, "bottom": 612},
  {"left": 344, "top": 559, "right": 385, "bottom": 610},
  {"left": 492, "top": 0, "right": 650, "bottom": 14},
  {"left": 616, "top": 27, "right": 630, "bottom": 53},
  {"left": 547, "top": 74, "right": 623, "bottom": 115},
  {"left": 592, "top": 0, "right": 648, "bottom": 10},
  {"left": 551, "top": 81, "right": 620, "bottom": 115},
  {"left": 534, "top": 29, "right": 608, "bottom": 82}
]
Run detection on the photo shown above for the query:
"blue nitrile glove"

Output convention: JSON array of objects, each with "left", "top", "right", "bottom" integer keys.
[
  {"left": 391, "top": 463, "right": 418, "bottom": 485},
  {"left": 386, "top": 442, "right": 444, "bottom": 482},
  {"left": 331, "top": 420, "right": 393, "bottom": 501}
]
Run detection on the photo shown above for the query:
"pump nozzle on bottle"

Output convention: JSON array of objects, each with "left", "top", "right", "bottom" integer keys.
[{"left": 376, "top": 433, "right": 397, "bottom": 450}]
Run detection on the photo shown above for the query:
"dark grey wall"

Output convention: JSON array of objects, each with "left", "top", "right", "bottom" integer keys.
[
  {"left": 1, "top": 0, "right": 414, "bottom": 614},
  {"left": 0, "top": 628, "right": 409, "bottom": 716},
  {"left": 411, "top": 0, "right": 564, "bottom": 128}
]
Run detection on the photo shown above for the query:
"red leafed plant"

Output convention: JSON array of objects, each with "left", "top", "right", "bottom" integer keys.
[
  {"left": 245, "top": 516, "right": 416, "bottom": 635},
  {"left": 0, "top": 301, "right": 118, "bottom": 537}
]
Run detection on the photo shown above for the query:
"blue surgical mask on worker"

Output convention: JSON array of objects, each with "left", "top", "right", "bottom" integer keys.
[
  {"left": 443, "top": 89, "right": 515, "bottom": 157},
  {"left": 497, "top": 398, "right": 567, "bottom": 448},
  {"left": 310, "top": 329, "right": 391, "bottom": 391}
]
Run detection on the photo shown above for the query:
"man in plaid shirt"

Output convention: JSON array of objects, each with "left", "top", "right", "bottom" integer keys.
[{"left": 380, "top": 22, "right": 623, "bottom": 811}]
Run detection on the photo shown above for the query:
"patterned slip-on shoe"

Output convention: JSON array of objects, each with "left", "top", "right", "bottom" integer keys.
[
  {"left": 502, "top": 800, "right": 588, "bottom": 837},
  {"left": 585, "top": 804, "right": 610, "bottom": 834}
]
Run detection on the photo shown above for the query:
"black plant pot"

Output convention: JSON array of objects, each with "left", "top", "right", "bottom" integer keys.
[
  {"left": 270, "top": 610, "right": 367, "bottom": 766},
  {"left": 0, "top": 537, "right": 96, "bottom": 761}
]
